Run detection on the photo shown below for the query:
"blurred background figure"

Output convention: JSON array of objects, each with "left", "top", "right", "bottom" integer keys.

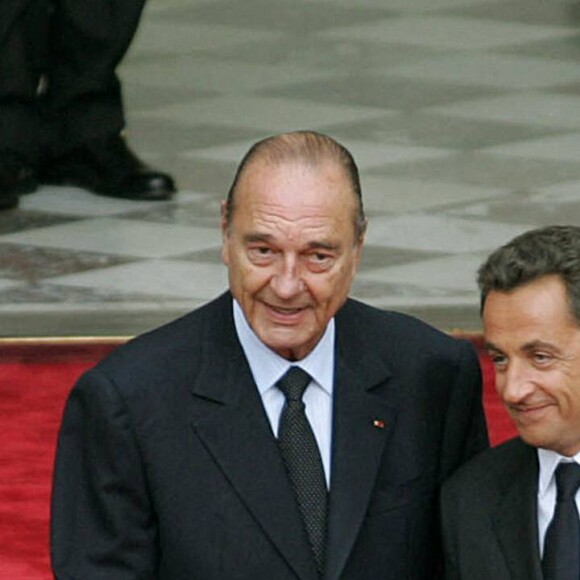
[{"left": 0, "top": 0, "right": 176, "bottom": 210}]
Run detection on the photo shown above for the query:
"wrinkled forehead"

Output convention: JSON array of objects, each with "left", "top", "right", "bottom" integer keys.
[
  {"left": 225, "top": 157, "right": 364, "bottom": 244},
  {"left": 236, "top": 159, "right": 356, "bottom": 208}
]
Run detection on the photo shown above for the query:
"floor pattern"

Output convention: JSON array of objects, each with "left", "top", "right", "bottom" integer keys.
[{"left": 2, "top": 0, "right": 580, "bottom": 336}]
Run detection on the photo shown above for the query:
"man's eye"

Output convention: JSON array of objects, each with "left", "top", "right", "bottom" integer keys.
[
  {"left": 249, "top": 246, "right": 271, "bottom": 255},
  {"left": 533, "top": 352, "right": 552, "bottom": 364},
  {"left": 248, "top": 246, "right": 274, "bottom": 261},
  {"left": 306, "top": 253, "right": 334, "bottom": 270},
  {"left": 488, "top": 353, "right": 507, "bottom": 367}
]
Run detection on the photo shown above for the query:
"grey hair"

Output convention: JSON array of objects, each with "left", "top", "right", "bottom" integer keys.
[{"left": 223, "top": 130, "right": 366, "bottom": 240}]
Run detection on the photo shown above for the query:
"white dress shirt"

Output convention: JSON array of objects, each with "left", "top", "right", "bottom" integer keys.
[
  {"left": 537, "top": 447, "right": 580, "bottom": 556},
  {"left": 232, "top": 300, "right": 335, "bottom": 488}
]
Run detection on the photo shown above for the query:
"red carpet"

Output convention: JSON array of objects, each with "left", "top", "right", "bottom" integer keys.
[
  {"left": 0, "top": 336, "right": 515, "bottom": 579},
  {"left": 0, "top": 340, "right": 120, "bottom": 579}
]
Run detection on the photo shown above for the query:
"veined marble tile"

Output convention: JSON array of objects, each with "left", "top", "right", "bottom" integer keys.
[
  {"left": 364, "top": 214, "right": 532, "bottom": 252},
  {"left": 0, "top": 245, "right": 136, "bottom": 282},
  {"left": 356, "top": 253, "right": 488, "bottom": 292},
  {"left": 361, "top": 177, "right": 506, "bottom": 214},
  {"left": 0, "top": 209, "right": 74, "bottom": 235},
  {"left": 125, "top": 22, "right": 285, "bottom": 58},
  {"left": 321, "top": 0, "right": 489, "bottom": 9},
  {"left": 136, "top": 96, "right": 390, "bottom": 132},
  {"left": 121, "top": 57, "right": 340, "bottom": 94},
  {"left": 426, "top": 93, "right": 580, "bottom": 129},
  {"left": 447, "top": 197, "right": 580, "bottom": 225},
  {"left": 122, "top": 192, "right": 222, "bottom": 228},
  {"left": 205, "top": 37, "right": 454, "bottom": 70},
  {"left": 318, "top": 16, "right": 574, "bottom": 49},
  {"left": 46, "top": 260, "right": 229, "bottom": 301},
  {"left": 328, "top": 113, "right": 567, "bottom": 150},
  {"left": 443, "top": 0, "right": 580, "bottom": 28},
  {"left": 383, "top": 151, "right": 580, "bottom": 189},
  {"left": 162, "top": 1, "right": 393, "bottom": 33},
  {"left": 0, "top": 283, "right": 174, "bottom": 305},
  {"left": 0, "top": 278, "right": 21, "bottom": 292},
  {"left": 357, "top": 245, "right": 436, "bottom": 271},
  {"left": 263, "top": 75, "right": 504, "bottom": 111},
  {"left": 498, "top": 36, "right": 580, "bottom": 63},
  {"left": 386, "top": 54, "right": 580, "bottom": 89},
  {"left": 0, "top": 218, "right": 221, "bottom": 258},
  {"left": 479, "top": 133, "right": 580, "bottom": 161},
  {"left": 529, "top": 180, "right": 580, "bottom": 204},
  {"left": 19, "top": 186, "right": 175, "bottom": 217},
  {"left": 145, "top": 0, "right": 210, "bottom": 13}
]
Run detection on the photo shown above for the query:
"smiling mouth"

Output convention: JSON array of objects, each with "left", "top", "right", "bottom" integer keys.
[
  {"left": 509, "top": 403, "right": 553, "bottom": 420},
  {"left": 263, "top": 302, "right": 308, "bottom": 320},
  {"left": 270, "top": 305, "right": 304, "bottom": 314}
]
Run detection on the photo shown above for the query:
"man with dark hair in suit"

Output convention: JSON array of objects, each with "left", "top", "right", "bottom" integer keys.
[
  {"left": 441, "top": 225, "right": 580, "bottom": 580},
  {"left": 0, "top": 0, "right": 175, "bottom": 210},
  {"left": 51, "top": 130, "right": 487, "bottom": 579}
]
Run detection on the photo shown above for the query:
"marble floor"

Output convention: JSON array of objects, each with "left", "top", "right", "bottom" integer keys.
[{"left": 2, "top": 0, "right": 580, "bottom": 337}]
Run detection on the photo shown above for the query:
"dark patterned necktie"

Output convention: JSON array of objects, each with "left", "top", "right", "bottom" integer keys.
[
  {"left": 542, "top": 462, "right": 580, "bottom": 580},
  {"left": 276, "top": 366, "right": 328, "bottom": 575}
]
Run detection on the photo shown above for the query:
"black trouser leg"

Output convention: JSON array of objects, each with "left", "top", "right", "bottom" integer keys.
[
  {"left": 0, "top": 0, "right": 51, "bottom": 163},
  {"left": 43, "top": 0, "right": 147, "bottom": 157}
]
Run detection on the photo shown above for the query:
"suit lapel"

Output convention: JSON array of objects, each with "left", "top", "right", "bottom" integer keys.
[
  {"left": 324, "top": 306, "right": 399, "bottom": 580},
  {"left": 187, "top": 296, "right": 319, "bottom": 580},
  {"left": 493, "top": 441, "right": 543, "bottom": 580}
]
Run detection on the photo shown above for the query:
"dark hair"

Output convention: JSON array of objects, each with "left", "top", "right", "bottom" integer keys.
[
  {"left": 223, "top": 130, "right": 366, "bottom": 239},
  {"left": 477, "top": 225, "right": 580, "bottom": 322}
]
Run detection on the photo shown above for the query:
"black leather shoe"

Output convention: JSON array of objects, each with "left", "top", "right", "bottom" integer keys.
[
  {"left": 0, "top": 152, "right": 38, "bottom": 210},
  {"left": 39, "top": 135, "right": 176, "bottom": 201}
]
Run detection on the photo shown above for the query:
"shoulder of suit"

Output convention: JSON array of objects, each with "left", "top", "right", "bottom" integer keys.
[
  {"left": 95, "top": 292, "right": 231, "bottom": 376},
  {"left": 443, "top": 437, "right": 532, "bottom": 495}
]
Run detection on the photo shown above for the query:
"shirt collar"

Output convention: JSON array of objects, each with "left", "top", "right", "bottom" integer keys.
[
  {"left": 232, "top": 299, "right": 335, "bottom": 396},
  {"left": 537, "top": 447, "right": 580, "bottom": 497}
]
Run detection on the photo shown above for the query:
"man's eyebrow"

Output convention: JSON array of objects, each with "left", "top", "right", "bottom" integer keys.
[
  {"left": 243, "top": 233, "right": 274, "bottom": 243},
  {"left": 305, "top": 241, "right": 340, "bottom": 251},
  {"left": 521, "top": 340, "right": 559, "bottom": 353},
  {"left": 242, "top": 234, "right": 341, "bottom": 251},
  {"left": 484, "top": 339, "right": 558, "bottom": 353}
]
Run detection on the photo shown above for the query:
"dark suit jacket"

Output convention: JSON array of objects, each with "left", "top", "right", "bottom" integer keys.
[
  {"left": 441, "top": 437, "right": 543, "bottom": 580},
  {"left": 51, "top": 292, "right": 488, "bottom": 579}
]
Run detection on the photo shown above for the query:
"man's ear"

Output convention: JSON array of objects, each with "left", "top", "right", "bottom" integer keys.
[
  {"left": 353, "top": 234, "right": 365, "bottom": 273},
  {"left": 354, "top": 218, "right": 367, "bottom": 264},
  {"left": 220, "top": 200, "right": 229, "bottom": 235},
  {"left": 220, "top": 200, "right": 228, "bottom": 265}
]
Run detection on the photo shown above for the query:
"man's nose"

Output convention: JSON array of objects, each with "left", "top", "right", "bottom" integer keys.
[
  {"left": 499, "top": 361, "right": 535, "bottom": 405},
  {"left": 270, "top": 259, "right": 304, "bottom": 298}
]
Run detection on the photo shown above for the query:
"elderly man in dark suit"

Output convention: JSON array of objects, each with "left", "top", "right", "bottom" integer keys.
[
  {"left": 441, "top": 225, "right": 580, "bottom": 580},
  {"left": 51, "top": 130, "right": 487, "bottom": 579}
]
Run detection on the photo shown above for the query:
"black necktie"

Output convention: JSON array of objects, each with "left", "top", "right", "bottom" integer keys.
[
  {"left": 542, "top": 462, "right": 580, "bottom": 580},
  {"left": 276, "top": 366, "right": 328, "bottom": 575}
]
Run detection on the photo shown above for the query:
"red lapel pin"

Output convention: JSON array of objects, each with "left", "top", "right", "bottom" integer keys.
[{"left": 373, "top": 419, "right": 385, "bottom": 429}]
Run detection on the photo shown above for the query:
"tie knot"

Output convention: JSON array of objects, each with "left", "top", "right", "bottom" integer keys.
[
  {"left": 555, "top": 462, "right": 580, "bottom": 501},
  {"left": 277, "top": 366, "right": 311, "bottom": 402}
]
